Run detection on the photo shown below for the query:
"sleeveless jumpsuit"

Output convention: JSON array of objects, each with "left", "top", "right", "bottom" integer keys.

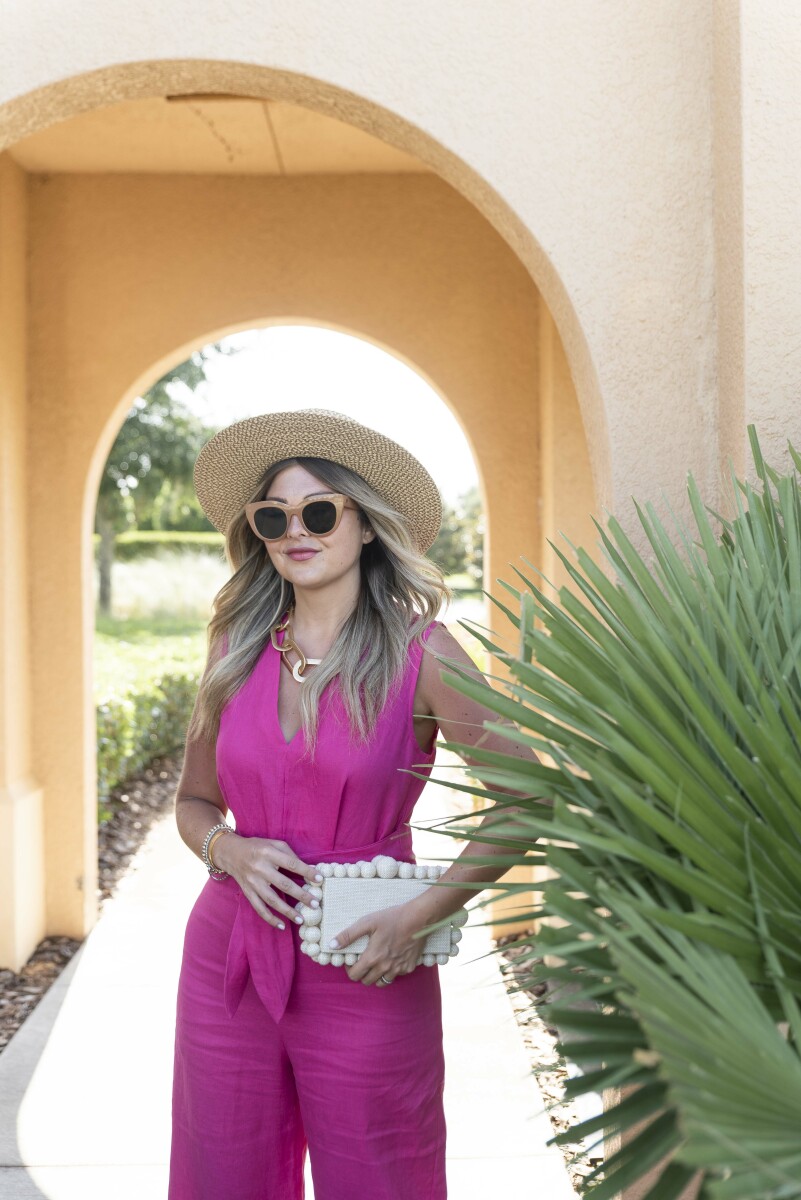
[{"left": 168, "top": 619, "right": 447, "bottom": 1199}]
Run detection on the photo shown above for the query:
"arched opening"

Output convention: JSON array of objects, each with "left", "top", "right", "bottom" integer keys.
[
  {"left": 1, "top": 63, "right": 608, "bottom": 506},
  {"left": 91, "top": 320, "right": 487, "bottom": 825}
]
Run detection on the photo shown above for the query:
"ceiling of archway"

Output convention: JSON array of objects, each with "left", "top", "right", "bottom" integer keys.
[{"left": 6, "top": 94, "right": 431, "bottom": 175}]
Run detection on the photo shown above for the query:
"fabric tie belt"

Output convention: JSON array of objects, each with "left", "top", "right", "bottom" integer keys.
[{"left": 222, "top": 826, "right": 415, "bottom": 1023}]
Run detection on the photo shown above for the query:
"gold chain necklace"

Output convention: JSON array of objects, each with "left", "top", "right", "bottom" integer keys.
[{"left": 270, "top": 606, "right": 323, "bottom": 683}]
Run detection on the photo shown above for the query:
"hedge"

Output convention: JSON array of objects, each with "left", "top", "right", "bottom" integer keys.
[
  {"left": 96, "top": 669, "right": 199, "bottom": 802},
  {"left": 93, "top": 531, "right": 226, "bottom": 562}
]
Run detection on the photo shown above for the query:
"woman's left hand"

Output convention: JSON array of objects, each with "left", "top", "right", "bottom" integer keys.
[{"left": 326, "top": 905, "right": 425, "bottom": 986}]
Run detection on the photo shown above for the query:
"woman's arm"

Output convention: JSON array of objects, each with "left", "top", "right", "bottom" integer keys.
[
  {"left": 174, "top": 718, "right": 235, "bottom": 867},
  {"left": 401, "top": 622, "right": 551, "bottom": 933},
  {"left": 173, "top": 642, "right": 240, "bottom": 872}
]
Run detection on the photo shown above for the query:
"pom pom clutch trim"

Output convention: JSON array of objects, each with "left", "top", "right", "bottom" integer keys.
[{"left": 295, "top": 855, "right": 469, "bottom": 969}]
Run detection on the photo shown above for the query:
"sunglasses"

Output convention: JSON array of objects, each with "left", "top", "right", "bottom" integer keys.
[{"left": 245, "top": 493, "right": 359, "bottom": 542}]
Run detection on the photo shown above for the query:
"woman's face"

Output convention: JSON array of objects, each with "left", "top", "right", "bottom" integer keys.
[{"left": 259, "top": 464, "right": 375, "bottom": 592}]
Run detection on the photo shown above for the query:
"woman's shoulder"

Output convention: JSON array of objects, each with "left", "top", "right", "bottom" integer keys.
[
  {"left": 416, "top": 619, "right": 482, "bottom": 688},
  {"left": 410, "top": 616, "right": 450, "bottom": 657},
  {"left": 419, "top": 618, "right": 458, "bottom": 652}
]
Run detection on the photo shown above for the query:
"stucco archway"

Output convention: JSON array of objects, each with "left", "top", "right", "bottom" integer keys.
[
  {"left": 2, "top": 58, "right": 609, "bottom": 503},
  {"left": 0, "top": 59, "right": 600, "bottom": 968}
]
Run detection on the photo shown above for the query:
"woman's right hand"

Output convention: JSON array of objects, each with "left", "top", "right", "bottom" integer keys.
[{"left": 214, "top": 834, "right": 322, "bottom": 930}]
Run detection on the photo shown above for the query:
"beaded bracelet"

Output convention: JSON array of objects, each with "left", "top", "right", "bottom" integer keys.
[{"left": 202, "top": 822, "right": 233, "bottom": 879}]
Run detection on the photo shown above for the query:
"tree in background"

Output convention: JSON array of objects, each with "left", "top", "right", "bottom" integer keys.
[
  {"left": 429, "top": 485, "right": 484, "bottom": 587},
  {"left": 95, "top": 345, "right": 230, "bottom": 616}
]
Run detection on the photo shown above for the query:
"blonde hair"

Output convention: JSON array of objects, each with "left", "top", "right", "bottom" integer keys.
[{"left": 187, "top": 456, "right": 453, "bottom": 758}]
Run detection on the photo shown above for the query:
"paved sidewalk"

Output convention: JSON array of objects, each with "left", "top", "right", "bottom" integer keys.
[{"left": 0, "top": 770, "right": 579, "bottom": 1199}]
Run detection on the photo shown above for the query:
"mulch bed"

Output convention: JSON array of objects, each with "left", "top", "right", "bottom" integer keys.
[
  {"left": 493, "top": 935, "right": 605, "bottom": 1194},
  {"left": 0, "top": 937, "right": 81, "bottom": 1054}
]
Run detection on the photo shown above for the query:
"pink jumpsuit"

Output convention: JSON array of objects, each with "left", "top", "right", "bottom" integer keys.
[{"left": 168, "top": 619, "right": 447, "bottom": 1199}]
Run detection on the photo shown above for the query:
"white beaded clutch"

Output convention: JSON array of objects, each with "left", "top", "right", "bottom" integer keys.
[{"left": 295, "top": 855, "right": 469, "bottom": 968}]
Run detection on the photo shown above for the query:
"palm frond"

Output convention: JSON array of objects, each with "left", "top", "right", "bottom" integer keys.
[{"left": 423, "top": 423, "right": 801, "bottom": 1198}]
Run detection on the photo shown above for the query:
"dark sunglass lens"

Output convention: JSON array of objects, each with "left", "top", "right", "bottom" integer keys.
[
  {"left": 303, "top": 500, "right": 338, "bottom": 534},
  {"left": 254, "top": 507, "right": 288, "bottom": 539}
]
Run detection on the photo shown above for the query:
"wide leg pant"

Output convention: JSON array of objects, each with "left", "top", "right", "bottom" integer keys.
[{"left": 168, "top": 877, "right": 447, "bottom": 1199}]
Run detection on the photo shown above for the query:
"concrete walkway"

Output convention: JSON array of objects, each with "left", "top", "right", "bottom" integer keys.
[{"left": 0, "top": 768, "right": 579, "bottom": 1198}]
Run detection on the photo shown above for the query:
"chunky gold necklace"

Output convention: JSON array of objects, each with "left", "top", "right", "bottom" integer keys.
[{"left": 270, "top": 607, "right": 322, "bottom": 683}]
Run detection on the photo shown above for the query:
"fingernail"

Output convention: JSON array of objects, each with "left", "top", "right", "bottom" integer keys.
[
  {"left": 295, "top": 915, "right": 303, "bottom": 924},
  {"left": 315, "top": 873, "right": 323, "bottom": 882},
  {"left": 311, "top": 899, "right": 320, "bottom": 908},
  {"left": 329, "top": 938, "right": 339, "bottom": 949},
  {"left": 277, "top": 922, "right": 285, "bottom": 930}
]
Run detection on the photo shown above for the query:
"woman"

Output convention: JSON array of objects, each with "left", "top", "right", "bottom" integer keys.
[{"left": 168, "top": 408, "right": 549, "bottom": 1200}]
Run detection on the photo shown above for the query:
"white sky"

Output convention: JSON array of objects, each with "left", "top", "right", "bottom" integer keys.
[{"left": 175, "top": 326, "right": 479, "bottom": 506}]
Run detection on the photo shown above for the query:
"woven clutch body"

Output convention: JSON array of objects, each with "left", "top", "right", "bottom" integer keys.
[{"left": 296, "top": 855, "right": 469, "bottom": 968}]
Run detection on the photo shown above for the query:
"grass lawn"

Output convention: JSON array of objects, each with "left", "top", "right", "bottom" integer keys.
[{"left": 93, "top": 613, "right": 208, "bottom": 702}]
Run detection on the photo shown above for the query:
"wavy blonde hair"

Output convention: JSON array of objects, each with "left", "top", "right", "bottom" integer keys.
[{"left": 187, "top": 456, "right": 453, "bottom": 758}]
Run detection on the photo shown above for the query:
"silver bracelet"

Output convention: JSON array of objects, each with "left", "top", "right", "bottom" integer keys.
[{"left": 202, "top": 822, "right": 233, "bottom": 879}]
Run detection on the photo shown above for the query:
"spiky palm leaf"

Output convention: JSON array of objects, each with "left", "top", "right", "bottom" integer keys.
[{"left": 413, "top": 425, "right": 801, "bottom": 1199}]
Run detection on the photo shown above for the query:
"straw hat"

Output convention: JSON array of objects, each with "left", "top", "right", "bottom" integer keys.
[{"left": 193, "top": 408, "right": 443, "bottom": 553}]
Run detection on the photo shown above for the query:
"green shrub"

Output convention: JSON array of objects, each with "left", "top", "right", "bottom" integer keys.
[
  {"left": 96, "top": 669, "right": 198, "bottom": 802},
  {"left": 93, "top": 530, "right": 225, "bottom": 562}
]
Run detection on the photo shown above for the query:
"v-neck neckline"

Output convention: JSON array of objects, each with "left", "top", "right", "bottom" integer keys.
[{"left": 272, "top": 626, "right": 304, "bottom": 748}]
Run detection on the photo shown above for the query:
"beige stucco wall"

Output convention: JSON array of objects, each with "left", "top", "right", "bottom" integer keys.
[
  {"left": 714, "top": 2, "right": 801, "bottom": 494},
  {"left": 0, "top": 154, "right": 47, "bottom": 965},
  {"left": 738, "top": 5, "right": 801, "bottom": 474},
  {"left": 539, "top": 305, "right": 598, "bottom": 590},
  {"left": 713, "top": 1, "right": 745, "bottom": 487}
]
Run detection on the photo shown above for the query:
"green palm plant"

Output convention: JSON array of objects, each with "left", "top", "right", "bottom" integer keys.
[{"left": 416, "top": 425, "right": 801, "bottom": 1199}]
